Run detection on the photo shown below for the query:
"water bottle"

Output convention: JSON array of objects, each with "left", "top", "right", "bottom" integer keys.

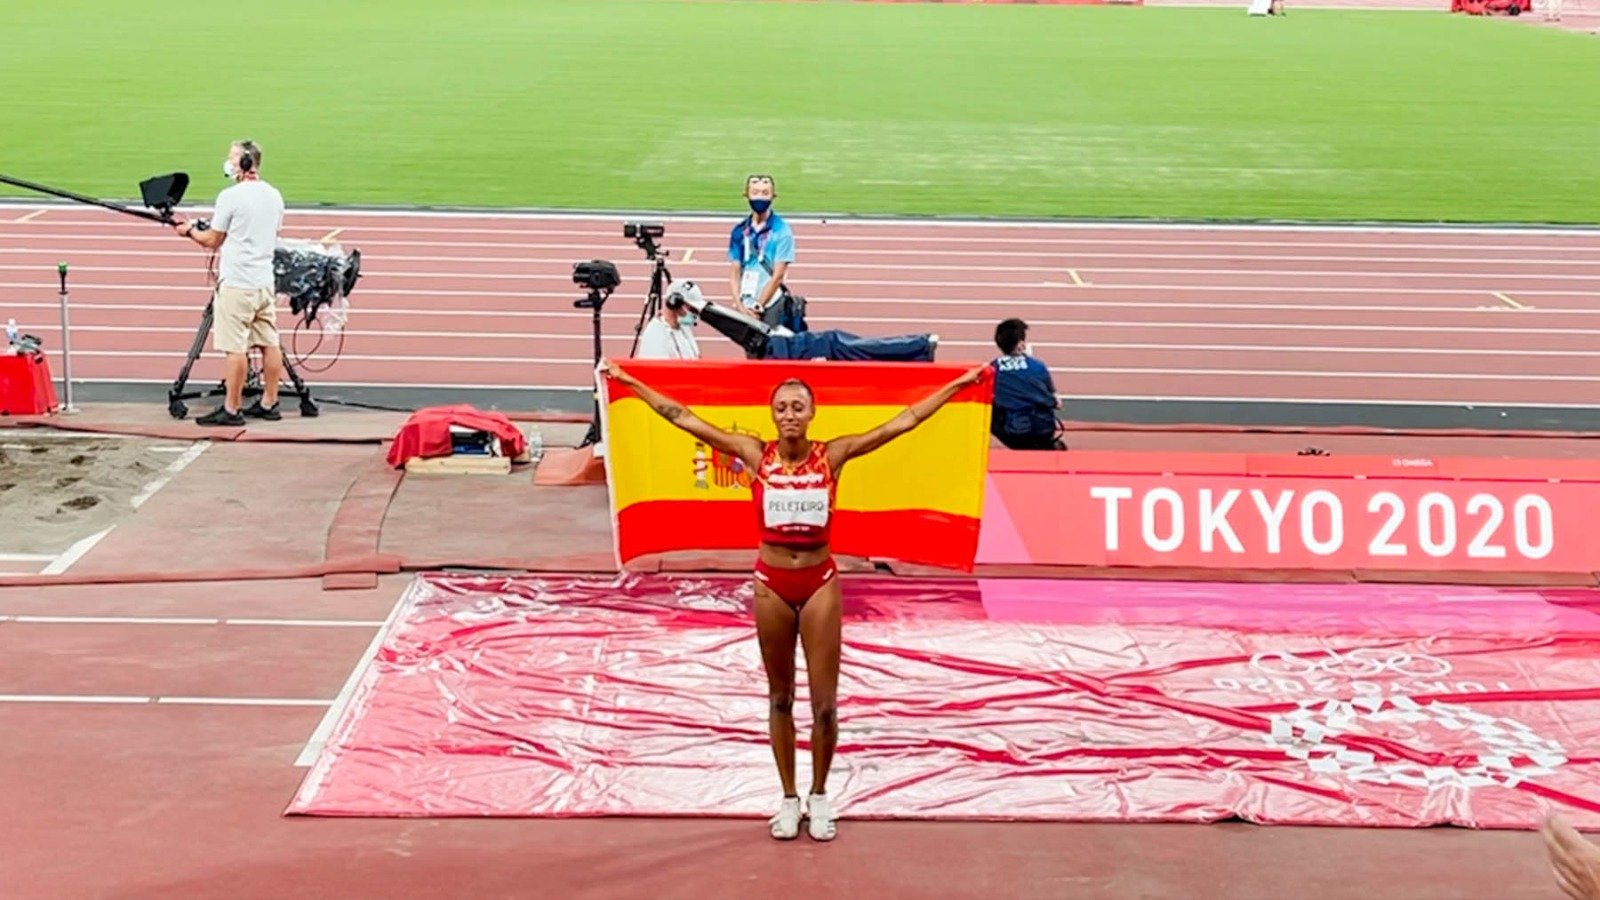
[{"left": 4, "top": 318, "right": 16, "bottom": 353}]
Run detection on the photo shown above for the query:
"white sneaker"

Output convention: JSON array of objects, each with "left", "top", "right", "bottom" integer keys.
[
  {"left": 806, "top": 793, "right": 837, "bottom": 841},
  {"left": 769, "top": 796, "right": 802, "bottom": 840}
]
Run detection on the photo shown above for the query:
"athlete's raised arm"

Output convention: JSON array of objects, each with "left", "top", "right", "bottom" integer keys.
[
  {"left": 827, "top": 364, "right": 988, "bottom": 471},
  {"left": 601, "top": 359, "right": 763, "bottom": 469}
]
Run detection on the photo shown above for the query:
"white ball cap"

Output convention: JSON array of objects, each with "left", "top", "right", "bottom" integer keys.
[{"left": 666, "top": 279, "right": 705, "bottom": 311}]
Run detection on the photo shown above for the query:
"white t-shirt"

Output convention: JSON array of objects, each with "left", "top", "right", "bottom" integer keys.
[
  {"left": 635, "top": 316, "right": 700, "bottom": 360},
  {"left": 211, "top": 179, "right": 284, "bottom": 290}
]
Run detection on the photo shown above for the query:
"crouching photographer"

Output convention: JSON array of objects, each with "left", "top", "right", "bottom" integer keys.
[{"left": 990, "top": 318, "right": 1066, "bottom": 451}]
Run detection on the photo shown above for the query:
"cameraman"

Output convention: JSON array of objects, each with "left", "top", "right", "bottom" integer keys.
[
  {"left": 173, "top": 140, "right": 285, "bottom": 427},
  {"left": 635, "top": 282, "right": 702, "bottom": 360},
  {"left": 990, "top": 318, "right": 1065, "bottom": 451},
  {"left": 728, "top": 174, "right": 797, "bottom": 327}
]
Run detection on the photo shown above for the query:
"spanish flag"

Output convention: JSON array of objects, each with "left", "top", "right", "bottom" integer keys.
[{"left": 599, "top": 359, "right": 994, "bottom": 571}]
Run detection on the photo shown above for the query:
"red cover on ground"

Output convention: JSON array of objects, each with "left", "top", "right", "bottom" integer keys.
[
  {"left": 0, "top": 352, "right": 59, "bottom": 416},
  {"left": 288, "top": 574, "right": 1600, "bottom": 827},
  {"left": 384, "top": 405, "right": 528, "bottom": 468}
]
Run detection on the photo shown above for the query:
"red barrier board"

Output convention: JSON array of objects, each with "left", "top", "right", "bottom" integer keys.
[{"left": 981, "top": 451, "right": 1600, "bottom": 574}]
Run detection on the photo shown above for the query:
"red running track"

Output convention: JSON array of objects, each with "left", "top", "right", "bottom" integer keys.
[{"left": 3, "top": 204, "right": 1600, "bottom": 408}]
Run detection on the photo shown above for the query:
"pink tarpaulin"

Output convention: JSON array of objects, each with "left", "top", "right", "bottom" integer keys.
[{"left": 289, "top": 573, "right": 1600, "bottom": 827}]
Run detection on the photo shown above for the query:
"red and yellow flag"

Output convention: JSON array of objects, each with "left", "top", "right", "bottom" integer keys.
[{"left": 599, "top": 359, "right": 993, "bottom": 571}]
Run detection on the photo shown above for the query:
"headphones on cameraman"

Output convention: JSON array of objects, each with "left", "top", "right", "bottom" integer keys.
[
  {"left": 665, "top": 279, "right": 696, "bottom": 309},
  {"left": 237, "top": 141, "right": 258, "bottom": 174}
]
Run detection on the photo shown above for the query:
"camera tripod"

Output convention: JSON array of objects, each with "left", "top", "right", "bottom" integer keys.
[
  {"left": 626, "top": 228, "right": 673, "bottom": 359},
  {"left": 575, "top": 281, "right": 616, "bottom": 447},
  {"left": 167, "top": 295, "right": 319, "bottom": 420}
]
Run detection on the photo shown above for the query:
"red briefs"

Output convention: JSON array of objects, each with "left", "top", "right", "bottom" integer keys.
[{"left": 754, "top": 556, "right": 838, "bottom": 606}]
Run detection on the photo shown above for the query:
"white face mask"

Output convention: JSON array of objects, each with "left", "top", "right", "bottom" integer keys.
[
  {"left": 679, "top": 311, "right": 698, "bottom": 327},
  {"left": 223, "top": 160, "right": 237, "bottom": 179}
]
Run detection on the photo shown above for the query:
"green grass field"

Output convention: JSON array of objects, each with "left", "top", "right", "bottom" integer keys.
[{"left": 3, "top": 0, "right": 1598, "bottom": 223}]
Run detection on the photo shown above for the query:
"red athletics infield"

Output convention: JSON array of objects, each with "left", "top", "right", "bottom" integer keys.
[
  {"left": 3, "top": 205, "right": 1600, "bottom": 408},
  {"left": 289, "top": 572, "right": 1600, "bottom": 829}
]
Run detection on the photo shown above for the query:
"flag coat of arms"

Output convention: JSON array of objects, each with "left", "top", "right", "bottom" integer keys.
[{"left": 598, "top": 360, "right": 994, "bottom": 571}]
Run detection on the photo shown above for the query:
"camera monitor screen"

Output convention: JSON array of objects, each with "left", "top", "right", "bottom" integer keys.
[{"left": 139, "top": 172, "right": 189, "bottom": 216}]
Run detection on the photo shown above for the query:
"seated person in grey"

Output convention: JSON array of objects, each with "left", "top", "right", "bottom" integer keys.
[{"left": 651, "top": 281, "right": 938, "bottom": 363}]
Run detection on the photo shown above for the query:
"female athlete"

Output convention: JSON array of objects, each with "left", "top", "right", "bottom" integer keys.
[{"left": 602, "top": 359, "right": 987, "bottom": 841}]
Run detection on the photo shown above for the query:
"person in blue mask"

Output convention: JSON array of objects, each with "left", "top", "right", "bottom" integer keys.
[
  {"left": 989, "top": 318, "right": 1065, "bottom": 451},
  {"left": 728, "top": 175, "right": 798, "bottom": 326}
]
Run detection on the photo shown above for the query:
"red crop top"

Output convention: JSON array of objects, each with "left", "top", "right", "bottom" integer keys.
[{"left": 750, "top": 440, "right": 837, "bottom": 549}]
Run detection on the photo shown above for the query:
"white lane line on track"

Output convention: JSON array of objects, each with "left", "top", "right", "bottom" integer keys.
[
  {"left": 0, "top": 615, "right": 384, "bottom": 627},
  {"left": 155, "top": 697, "right": 332, "bottom": 707},
  {"left": 4, "top": 200, "right": 1600, "bottom": 235},
  {"left": 130, "top": 441, "right": 207, "bottom": 510},
  {"left": 0, "top": 695, "right": 331, "bottom": 707},
  {"left": 21, "top": 310, "right": 1600, "bottom": 333},
  {"left": 295, "top": 590, "right": 408, "bottom": 767},
  {"left": 6, "top": 258, "right": 1600, "bottom": 283},
  {"left": 24, "top": 353, "right": 1600, "bottom": 399},
  {"left": 0, "top": 615, "right": 221, "bottom": 625},
  {"left": 0, "top": 694, "right": 150, "bottom": 704},
  {"left": 6, "top": 281, "right": 1600, "bottom": 302},
  {"left": 41, "top": 374, "right": 1600, "bottom": 409},
  {"left": 223, "top": 618, "right": 386, "bottom": 628},
  {"left": 8, "top": 244, "right": 1600, "bottom": 266},
  {"left": 23, "top": 348, "right": 1600, "bottom": 370},
  {"left": 14, "top": 327, "right": 1600, "bottom": 358},
  {"left": 38, "top": 529, "right": 113, "bottom": 577}
]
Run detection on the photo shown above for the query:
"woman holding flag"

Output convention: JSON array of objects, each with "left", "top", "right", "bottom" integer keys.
[{"left": 601, "top": 359, "right": 988, "bottom": 842}]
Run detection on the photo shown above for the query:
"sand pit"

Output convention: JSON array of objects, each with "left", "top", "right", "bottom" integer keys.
[{"left": 0, "top": 433, "right": 188, "bottom": 555}]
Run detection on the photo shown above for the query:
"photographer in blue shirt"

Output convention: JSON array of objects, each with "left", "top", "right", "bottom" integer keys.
[{"left": 989, "top": 318, "right": 1065, "bottom": 451}]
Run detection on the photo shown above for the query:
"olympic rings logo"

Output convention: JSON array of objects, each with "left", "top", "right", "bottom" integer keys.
[{"left": 1250, "top": 647, "right": 1453, "bottom": 679}]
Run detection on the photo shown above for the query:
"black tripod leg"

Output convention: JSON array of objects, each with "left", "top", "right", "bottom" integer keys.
[
  {"left": 581, "top": 302, "right": 603, "bottom": 446},
  {"left": 280, "top": 352, "right": 318, "bottom": 417},
  {"left": 167, "top": 303, "right": 215, "bottom": 419}
]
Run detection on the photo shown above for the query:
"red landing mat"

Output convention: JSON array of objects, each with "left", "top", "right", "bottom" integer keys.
[{"left": 288, "top": 574, "right": 1600, "bottom": 827}]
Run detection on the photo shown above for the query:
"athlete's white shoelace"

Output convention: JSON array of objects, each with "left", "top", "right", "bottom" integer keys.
[
  {"left": 769, "top": 796, "right": 803, "bottom": 840},
  {"left": 806, "top": 793, "right": 837, "bottom": 841}
]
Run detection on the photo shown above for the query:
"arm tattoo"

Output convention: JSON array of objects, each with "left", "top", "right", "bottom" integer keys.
[{"left": 655, "top": 403, "right": 684, "bottom": 421}]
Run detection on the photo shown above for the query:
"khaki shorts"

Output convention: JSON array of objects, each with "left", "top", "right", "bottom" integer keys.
[{"left": 212, "top": 285, "right": 280, "bottom": 354}]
